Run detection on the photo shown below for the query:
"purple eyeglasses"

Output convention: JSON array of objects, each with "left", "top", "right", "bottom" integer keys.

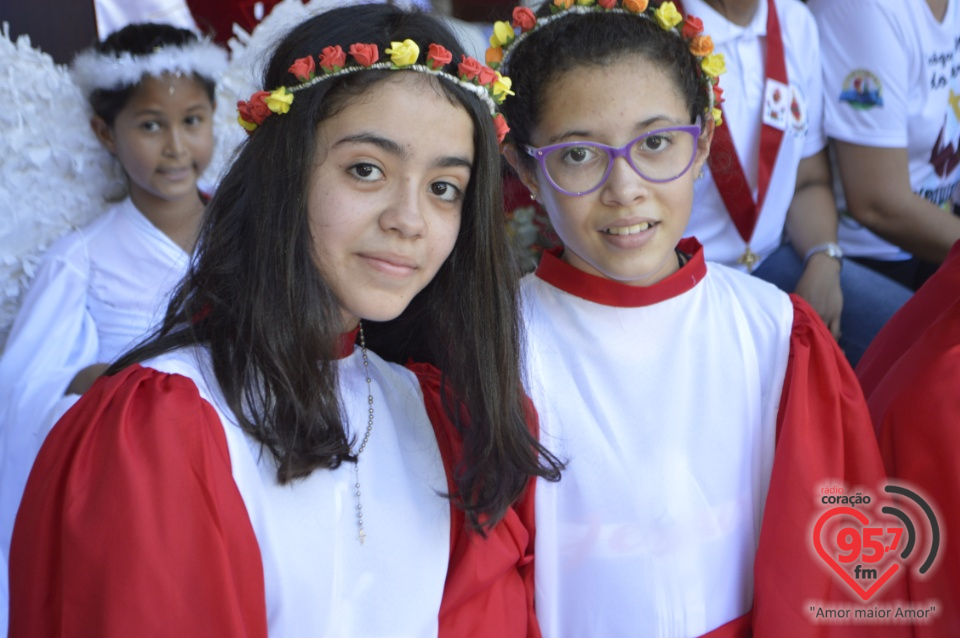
[{"left": 524, "top": 119, "right": 702, "bottom": 197}]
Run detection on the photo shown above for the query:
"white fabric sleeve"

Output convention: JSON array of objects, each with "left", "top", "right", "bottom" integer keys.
[
  {"left": 0, "top": 234, "right": 99, "bottom": 568},
  {"left": 800, "top": 5, "right": 827, "bottom": 158},
  {"left": 813, "top": 0, "right": 909, "bottom": 147}
]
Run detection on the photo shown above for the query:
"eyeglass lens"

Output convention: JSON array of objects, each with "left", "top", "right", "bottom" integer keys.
[{"left": 542, "top": 128, "right": 698, "bottom": 194}]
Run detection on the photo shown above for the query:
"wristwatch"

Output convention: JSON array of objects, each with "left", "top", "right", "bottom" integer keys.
[{"left": 803, "top": 242, "right": 844, "bottom": 269}]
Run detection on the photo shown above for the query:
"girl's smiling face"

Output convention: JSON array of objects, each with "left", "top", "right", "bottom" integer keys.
[
  {"left": 510, "top": 55, "right": 713, "bottom": 287},
  {"left": 307, "top": 73, "right": 474, "bottom": 330}
]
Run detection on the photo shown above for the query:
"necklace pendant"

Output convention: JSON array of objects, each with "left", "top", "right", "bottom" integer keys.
[
  {"left": 738, "top": 246, "right": 760, "bottom": 272},
  {"left": 358, "top": 528, "right": 366, "bottom": 545}
]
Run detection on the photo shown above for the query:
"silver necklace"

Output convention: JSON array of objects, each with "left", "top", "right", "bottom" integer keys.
[{"left": 353, "top": 322, "right": 374, "bottom": 544}]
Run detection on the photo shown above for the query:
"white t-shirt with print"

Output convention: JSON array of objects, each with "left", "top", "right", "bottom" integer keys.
[{"left": 810, "top": 0, "right": 960, "bottom": 260}]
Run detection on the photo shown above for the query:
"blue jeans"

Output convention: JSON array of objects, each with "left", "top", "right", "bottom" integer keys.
[{"left": 753, "top": 244, "right": 912, "bottom": 367}]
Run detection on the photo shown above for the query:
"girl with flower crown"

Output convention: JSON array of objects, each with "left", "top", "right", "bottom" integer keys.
[
  {"left": 0, "top": 21, "right": 225, "bottom": 633},
  {"left": 496, "top": 1, "right": 905, "bottom": 636},
  {"left": 9, "top": 5, "right": 561, "bottom": 636}
]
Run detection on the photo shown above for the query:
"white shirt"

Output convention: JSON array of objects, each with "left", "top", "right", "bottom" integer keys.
[
  {"left": 145, "top": 345, "right": 451, "bottom": 637},
  {"left": 522, "top": 247, "right": 791, "bottom": 637},
  {"left": 810, "top": 0, "right": 960, "bottom": 260},
  {"left": 685, "top": 0, "right": 826, "bottom": 269}
]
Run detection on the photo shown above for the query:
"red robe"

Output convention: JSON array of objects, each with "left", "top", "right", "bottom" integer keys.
[
  {"left": 10, "top": 362, "right": 539, "bottom": 637},
  {"left": 857, "top": 240, "right": 960, "bottom": 636}
]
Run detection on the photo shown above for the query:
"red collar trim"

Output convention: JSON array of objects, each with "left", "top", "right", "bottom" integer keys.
[
  {"left": 534, "top": 238, "right": 707, "bottom": 307},
  {"left": 337, "top": 326, "right": 360, "bottom": 359}
]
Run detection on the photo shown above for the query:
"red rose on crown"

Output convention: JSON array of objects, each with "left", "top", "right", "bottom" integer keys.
[
  {"left": 349, "top": 43, "right": 379, "bottom": 67},
  {"left": 427, "top": 44, "right": 453, "bottom": 70},
  {"left": 493, "top": 113, "right": 510, "bottom": 144},
  {"left": 477, "top": 65, "right": 497, "bottom": 86},
  {"left": 599, "top": 0, "right": 617, "bottom": 8},
  {"left": 319, "top": 45, "right": 347, "bottom": 73},
  {"left": 288, "top": 56, "right": 315, "bottom": 82},
  {"left": 459, "top": 55, "right": 483, "bottom": 81},
  {"left": 512, "top": 7, "right": 537, "bottom": 32},
  {"left": 681, "top": 15, "right": 704, "bottom": 39},
  {"left": 713, "top": 84, "right": 724, "bottom": 105},
  {"left": 239, "top": 91, "right": 272, "bottom": 125}
]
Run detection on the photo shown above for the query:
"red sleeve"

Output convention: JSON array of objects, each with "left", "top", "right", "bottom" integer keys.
[
  {"left": 751, "top": 296, "right": 910, "bottom": 638},
  {"left": 872, "top": 299, "right": 960, "bottom": 636},
  {"left": 857, "top": 239, "right": 960, "bottom": 399},
  {"left": 9, "top": 364, "right": 267, "bottom": 637},
  {"left": 409, "top": 362, "right": 540, "bottom": 638}
]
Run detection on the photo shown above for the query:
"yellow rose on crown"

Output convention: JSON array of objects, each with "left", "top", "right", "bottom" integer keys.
[
  {"left": 385, "top": 39, "right": 420, "bottom": 67},
  {"left": 265, "top": 87, "right": 293, "bottom": 114},
  {"left": 490, "top": 21, "right": 515, "bottom": 48},
  {"left": 576, "top": 0, "right": 597, "bottom": 5},
  {"left": 712, "top": 107, "right": 723, "bottom": 127},
  {"left": 701, "top": 53, "right": 726, "bottom": 79},
  {"left": 654, "top": 2, "right": 683, "bottom": 30},
  {"left": 492, "top": 72, "right": 515, "bottom": 103}
]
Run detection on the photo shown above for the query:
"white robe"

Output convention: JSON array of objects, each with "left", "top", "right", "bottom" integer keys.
[{"left": 522, "top": 243, "right": 792, "bottom": 637}]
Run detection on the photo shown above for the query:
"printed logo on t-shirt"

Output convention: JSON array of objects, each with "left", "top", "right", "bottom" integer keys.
[
  {"left": 763, "top": 78, "right": 790, "bottom": 131},
  {"left": 839, "top": 70, "right": 883, "bottom": 110},
  {"left": 789, "top": 84, "right": 808, "bottom": 138}
]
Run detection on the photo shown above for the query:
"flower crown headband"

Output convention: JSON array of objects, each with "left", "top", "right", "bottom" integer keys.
[
  {"left": 490, "top": 0, "right": 726, "bottom": 125},
  {"left": 71, "top": 39, "right": 228, "bottom": 99},
  {"left": 237, "top": 39, "right": 514, "bottom": 142}
]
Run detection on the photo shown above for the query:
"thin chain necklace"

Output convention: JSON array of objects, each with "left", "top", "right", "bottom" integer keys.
[{"left": 353, "top": 322, "right": 374, "bottom": 544}]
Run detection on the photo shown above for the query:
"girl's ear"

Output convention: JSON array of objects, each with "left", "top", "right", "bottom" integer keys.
[
  {"left": 90, "top": 116, "right": 116, "bottom": 155},
  {"left": 503, "top": 143, "right": 542, "bottom": 201},
  {"left": 693, "top": 117, "right": 716, "bottom": 175}
]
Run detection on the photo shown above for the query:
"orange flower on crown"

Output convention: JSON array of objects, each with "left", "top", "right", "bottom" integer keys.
[
  {"left": 486, "top": 46, "right": 504, "bottom": 66},
  {"left": 689, "top": 35, "right": 714, "bottom": 57},
  {"left": 554, "top": 0, "right": 575, "bottom": 9},
  {"left": 624, "top": 0, "right": 649, "bottom": 12}
]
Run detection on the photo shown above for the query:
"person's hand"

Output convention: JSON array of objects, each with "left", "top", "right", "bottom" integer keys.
[
  {"left": 65, "top": 363, "right": 110, "bottom": 396},
  {"left": 795, "top": 253, "right": 843, "bottom": 341}
]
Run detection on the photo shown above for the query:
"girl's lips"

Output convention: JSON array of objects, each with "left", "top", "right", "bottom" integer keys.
[
  {"left": 158, "top": 167, "right": 193, "bottom": 181},
  {"left": 358, "top": 253, "right": 418, "bottom": 277},
  {"left": 598, "top": 220, "right": 658, "bottom": 249}
]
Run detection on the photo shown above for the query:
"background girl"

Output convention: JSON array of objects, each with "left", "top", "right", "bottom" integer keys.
[
  {"left": 10, "top": 5, "right": 560, "bottom": 636},
  {"left": 0, "top": 22, "right": 224, "bottom": 633},
  {"left": 497, "top": 2, "right": 902, "bottom": 636}
]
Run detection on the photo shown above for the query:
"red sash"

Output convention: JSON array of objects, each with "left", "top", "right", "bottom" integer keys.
[{"left": 677, "top": 0, "right": 788, "bottom": 270}]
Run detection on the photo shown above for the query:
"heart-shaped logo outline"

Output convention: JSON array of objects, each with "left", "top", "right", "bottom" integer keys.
[{"left": 813, "top": 506, "right": 900, "bottom": 601}]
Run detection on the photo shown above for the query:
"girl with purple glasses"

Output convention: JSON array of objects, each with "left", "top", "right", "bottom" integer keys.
[{"left": 496, "top": 2, "right": 904, "bottom": 636}]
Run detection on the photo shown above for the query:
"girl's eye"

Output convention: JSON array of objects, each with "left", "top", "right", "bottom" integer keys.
[
  {"left": 639, "top": 134, "right": 670, "bottom": 152},
  {"left": 561, "top": 146, "right": 598, "bottom": 165},
  {"left": 430, "top": 181, "right": 462, "bottom": 203},
  {"left": 140, "top": 121, "right": 161, "bottom": 133},
  {"left": 348, "top": 163, "right": 384, "bottom": 182},
  {"left": 184, "top": 115, "right": 203, "bottom": 126}
]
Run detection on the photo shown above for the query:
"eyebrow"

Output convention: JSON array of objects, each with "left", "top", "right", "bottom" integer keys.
[
  {"left": 131, "top": 103, "right": 210, "bottom": 117},
  {"left": 546, "top": 115, "right": 684, "bottom": 145},
  {"left": 334, "top": 133, "right": 473, "bottom": 170}
]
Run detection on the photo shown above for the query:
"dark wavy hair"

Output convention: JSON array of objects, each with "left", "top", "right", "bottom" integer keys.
[
  {"left": 500, "top": 3, "right": 709, "bottom": 158},
  {"left": 111, "top": 4, "right": 562, "bottom": 530},
  {"left": 83, "top": 23, "right": 217, "bottom": 124}
]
